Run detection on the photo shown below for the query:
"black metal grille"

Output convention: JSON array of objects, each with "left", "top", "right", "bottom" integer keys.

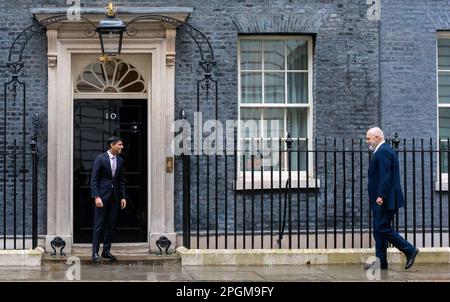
[
  {"left": 181, "top": 134, "right": 450, "bottom": 249},
  {"left": 0, "top": 138, "right": 39, "bottom": 249}
]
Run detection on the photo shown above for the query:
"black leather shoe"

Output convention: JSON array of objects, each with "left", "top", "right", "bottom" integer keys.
[
  {"left": 92, "top": 253, "right": 101, "bottom": 264},
  {"left": 101, "top": 252, "right": 117, "bottom": 262},
  {"left": 363, "top": 261, "right": 388, "bottom": 270},
  {"left": 405, "top": 248, "right": 419, "bottom": 270}
]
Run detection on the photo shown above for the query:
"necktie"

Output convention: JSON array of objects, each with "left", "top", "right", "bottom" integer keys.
[{"left": 111, "top": 156, "right": 116, "bottom": 177}]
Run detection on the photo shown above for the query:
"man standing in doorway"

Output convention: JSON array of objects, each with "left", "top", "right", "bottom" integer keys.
[
  {"left": 90, "top": 137, "right": 127, "bottom": 264},
  {"left": 365, "top": 127, "right": 419, "bottom": 270}
]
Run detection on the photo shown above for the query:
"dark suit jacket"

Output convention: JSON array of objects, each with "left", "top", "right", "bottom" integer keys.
[
  {"left": 368, "top": 142, "right": 404, "bottom": 212},
  {"left": 90, "top": 152, "right": 126, "bottom": 203}
]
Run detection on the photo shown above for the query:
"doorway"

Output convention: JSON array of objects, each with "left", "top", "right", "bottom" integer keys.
[{"left": 73, "top": 99, "right": 148, "bottom": 243}]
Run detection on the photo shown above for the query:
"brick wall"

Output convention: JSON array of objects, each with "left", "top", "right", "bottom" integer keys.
[{"left": 4, "top": 1, "right": 445, "bottom": 243}]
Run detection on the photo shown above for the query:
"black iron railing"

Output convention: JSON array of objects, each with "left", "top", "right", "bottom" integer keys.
[
  {"left": 0, "top": 115, "right": 39, "bottom": 250},
  {"left": 182, "top": 133, "right": 450, "bottom": 249}
]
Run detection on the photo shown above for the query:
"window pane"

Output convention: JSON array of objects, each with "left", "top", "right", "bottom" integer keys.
[
  {"left": 438, "top": 39, "right": 450, "bottom": 70},
  {"left": 240, "top": 40, "right": 262, "bottom": 70},
  {"left": 263, "top": 108, "right": 284, "bottom": 138},
  {"left": 240, "top": 140, "right": 266, "bottom": 172},
  {"left": 439, "top": 108, "right": 450, "bottom": 173},
  {"left": 288, "top": 72, "right": 308, "bottom": 103},
  {"left": 288, "top": 108, "right": 308, "bottom": 171},
  {"left": 92, "top": 60, "right": 107, "bottom": 83},
  {"left": 439, "top": 72, "right": 450, "bottom": 104},
  {"left": 440, "top": 138, "right": 450, "bottom": 174},
  {"left": 264, "top": 40, "right": 285, "bottom": 70},
  {"left": 264, "top": 72, "right": 285, "bottom": 103},
  {"left": 287, "top": 108, "right": 308, "bottom": 138},
  {"left": 241, "top": 72, "right": 262, "bottom": 103},
  {"left": 104, "top": 60, "right": 115, "bottom": 84},
  {"left": 261, "top": 139, "right": 283, "bottom": 171},
  {"left": 287, "top": 40, "right": 308, "bottom": 70},
  {"left": 440, "top": 108, "right": 450, "bottom": 139},
  {"left": 240, "top": 108, "right": 261, "bottom": 138},
  {"left": 290, "top": 138, "right": 308, "bottom": 172}
]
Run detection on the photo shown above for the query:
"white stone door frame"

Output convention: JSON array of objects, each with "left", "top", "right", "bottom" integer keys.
[
  {"left": 71, "top": 53, "right": 152, "bottom": 249},
  {"left": 33, "top": 9, "right": 188, "bottom": 253}
]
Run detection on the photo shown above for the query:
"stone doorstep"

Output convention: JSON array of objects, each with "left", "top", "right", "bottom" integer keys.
[
  {"left": 0, "top": 247, "right": 44, "bottom": 266},
  {"left": 70, "top": 243, "right": 150, "bottom": 254},
  {"left": 41, "top": 253, "right": 181, "bottom": 265},
  {"left": 177, "top": 247, "right": 450, "bottom": 266},
  {"left": 5, "top": 247, "right": 449, "bottom": 266}
]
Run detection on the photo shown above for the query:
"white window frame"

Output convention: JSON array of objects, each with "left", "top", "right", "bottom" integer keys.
[
  {"left": 436, "top": 32, "right": 450, "bottom": 190},
  {"left": 236, "top": 35, "right": 318, "bottom": 189}
]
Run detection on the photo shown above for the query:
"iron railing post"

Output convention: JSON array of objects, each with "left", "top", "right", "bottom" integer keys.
[
  {"left": 392, "top": 133, "right": 400, "bottom": 231},
  {"left": 286, "top": 133, "right": 293, "bottom": 249},
  {"left": 430, "top": 138, "right": 434, "bottom": 247},
  {"left": 233, "top": 130, "right": 237, "bottom": 248},
  {"left": 403, "top": 138, "right": 408, "bottom": 242},
  {"left": 182, "top": 152, "right": 191, "bottom": 249},
  {"left": 181, "top": 110, "right": 191, "bottom": 249},
  {"left": 297, "top": 138, "right": 301, "bottom": 248},
  {"left": 251, "top": 138, "right": 255, "bottom": 249},
  {"left": 30, "top": 113, "right": 39, "bottom": 249},
  {"left": 306, "top": 138, "right": 310, "bottom": 248},
  {"left": 421, "top": 139, "right": 425, "bottom": 247},
  {"left": 13, "top": 140, "right": 17, "bottom": 249}
]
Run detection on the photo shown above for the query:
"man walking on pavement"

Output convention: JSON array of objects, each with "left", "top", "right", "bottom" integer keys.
[{"left": 365, "top": 127, "right": 419, "bottom": 270}]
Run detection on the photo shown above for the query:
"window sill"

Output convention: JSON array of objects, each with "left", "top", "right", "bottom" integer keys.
[
  {"left": 235, "top": 174, "right": 320, "bottom": 191},
  {"left": 435, "top": 181, "right": 449, "bottom": 191}
]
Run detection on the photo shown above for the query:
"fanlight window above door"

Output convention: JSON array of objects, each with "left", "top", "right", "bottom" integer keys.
[{"left": 75, "top": 58, "right": 147, "bottom": 93}]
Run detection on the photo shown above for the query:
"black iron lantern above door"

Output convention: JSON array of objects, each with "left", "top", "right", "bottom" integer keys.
[{"left": 96, "top": 1, "right": 126, "bottom": 61}]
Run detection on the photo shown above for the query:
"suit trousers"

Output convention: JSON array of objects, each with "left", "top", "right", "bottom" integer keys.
[
  {"left": 373, "top": 210, "right": 415, "bottom": 267},
  {"left": 92, "top": 199, "right": 120, "bottom": 255}
]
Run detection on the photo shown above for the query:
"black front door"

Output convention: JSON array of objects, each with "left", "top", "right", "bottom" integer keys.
[{"left": 73, "top": 99, "right": 147, "bottom": 243}]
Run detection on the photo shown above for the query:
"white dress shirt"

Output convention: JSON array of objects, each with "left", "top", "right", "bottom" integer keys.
[
  {"left": 107, "top": 150, "right": 117, "bottom": 177},
  {"left": 373, "top": 140, "right": 385, "bottom": 154}
]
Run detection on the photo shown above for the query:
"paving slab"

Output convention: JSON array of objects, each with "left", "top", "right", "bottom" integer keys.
[{"left": 0, "top": 263, "right": 449, "bottom": 281}]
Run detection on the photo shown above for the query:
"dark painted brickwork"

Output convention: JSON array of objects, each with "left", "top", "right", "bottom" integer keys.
[
  {"left": 380, "top": 0, "right": 449, "bottom": 139},
  {"left": 3, "top": 1, "right": 446, "bottom": 243},
  {"left": 0, "top": 1, "right": 48, "bottom": 235}
]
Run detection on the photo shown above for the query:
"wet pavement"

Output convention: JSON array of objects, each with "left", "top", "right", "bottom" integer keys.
[{"left": 1, "top": 263, "right": 450, "bottom": 281}]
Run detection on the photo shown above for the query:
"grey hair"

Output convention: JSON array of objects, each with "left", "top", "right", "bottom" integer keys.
[{"left": 367, "top": 127, "right": 384, "bottom": 139}]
